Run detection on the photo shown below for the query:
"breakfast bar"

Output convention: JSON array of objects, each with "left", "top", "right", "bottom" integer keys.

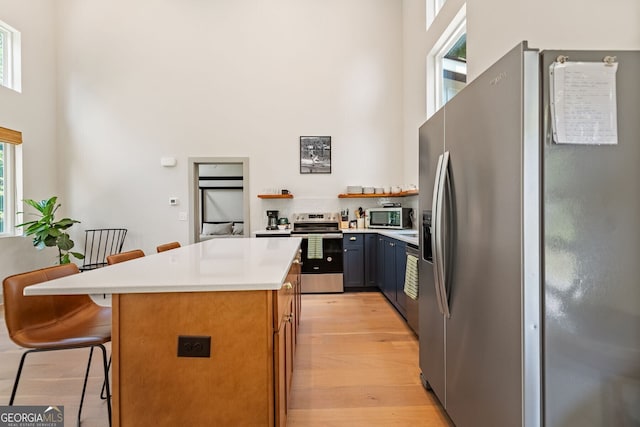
[{"left": 24, "top": 237, "right": 303, "bottom": 427}]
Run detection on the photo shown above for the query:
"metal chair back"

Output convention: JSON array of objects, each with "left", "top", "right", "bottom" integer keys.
[{"left": 80, "top": 228, "right": 128, "bottom": 271}]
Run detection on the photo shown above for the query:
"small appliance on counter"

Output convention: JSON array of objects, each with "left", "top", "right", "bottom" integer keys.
[
  {"left": 266, "top": 210, "right": 279, "bottom": 230},
  {"left": 366, "top": 207, "right": 412, "bottom": 229},
  {"left": 277, "top": 217, "right": 290, "bottom": 230}
]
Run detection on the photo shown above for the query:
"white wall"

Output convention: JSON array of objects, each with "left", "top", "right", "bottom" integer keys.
[
  {"left": 402, "top": 0, "right": 640, "bottom": 188},
  {"left": 468, "top": 0, "right": 640, "bottom": 80},
  {"left": 0, "top": 1, "right": 62, "bottom": 280},
  {"left": 55, "top": 0, "right": 405, "bottom": 252},
  {"left": 5, "top": 0, "right": 637, "bottom": 272}
]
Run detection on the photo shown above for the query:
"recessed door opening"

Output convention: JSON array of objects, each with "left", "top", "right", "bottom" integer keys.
[{"left": 188, "top": 157, "right": 250, "bottom": 243}]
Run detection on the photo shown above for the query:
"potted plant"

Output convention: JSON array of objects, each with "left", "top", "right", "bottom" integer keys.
[{"left": 18, "top": 196, "right": 85, "bottom": 264}]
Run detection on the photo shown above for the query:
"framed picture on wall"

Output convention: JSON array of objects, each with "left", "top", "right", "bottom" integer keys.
[{"left": 300, "top": 136, "right": 331, "bottom": 174}]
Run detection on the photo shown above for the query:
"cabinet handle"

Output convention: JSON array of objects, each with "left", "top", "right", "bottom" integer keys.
[
  {"left": 344, "top": 249, "right": 348, "bottom": 252},
  {"left": 283, "top": 282, "right": 293, "bottom": 290},
  {"left": 350, "top": 236, "right": 357, "bottom": 241}
]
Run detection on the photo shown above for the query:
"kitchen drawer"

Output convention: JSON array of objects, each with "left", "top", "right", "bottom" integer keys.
[{"left": 343, "top": 233, "right": 364, "bottom": 248}]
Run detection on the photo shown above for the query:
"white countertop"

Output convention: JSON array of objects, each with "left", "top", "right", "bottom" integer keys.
[
  {"left": 24, "top": 237, "right": 302, "bottom": 296},
  {"left": 253, "top": 229, "right": 292, "bottom": 236},
  {"left": 341, "top": 228, "right": 419, "bottom": 246},
  {"left": 252, "top": 228, "right": 418, "bottom": 246}
]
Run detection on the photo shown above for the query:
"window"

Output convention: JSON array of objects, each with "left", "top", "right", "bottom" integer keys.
[
  {"left": 0, "top": 19, "right": 21, "bottom": 91},
  {"left": 427, "top": 4, "right": 466, "bottom": 115},
  {"left": 426, "top": 0, "right": 447, "bottom": 29},
  {"left": 0, "top": 142, "right": 14, "bottom": 234},
  {"left": 0, "top": 127, "right": 21, "bottom": 236},
  {"left": 441, "top": 32, "right": 466, "bottom": 105}
]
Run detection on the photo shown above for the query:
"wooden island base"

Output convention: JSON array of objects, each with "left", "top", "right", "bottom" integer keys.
[{"left": 112, "top": 264, "right": 300, "bottom": 426}]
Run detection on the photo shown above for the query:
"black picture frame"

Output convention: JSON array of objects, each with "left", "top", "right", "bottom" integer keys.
[{"left": 300, "top": 136, "right": 331, "bottom": 174}]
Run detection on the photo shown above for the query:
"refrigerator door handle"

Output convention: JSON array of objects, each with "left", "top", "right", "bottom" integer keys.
[
  {"left": 431, "top": 153, "right": 445, "bottom": 315},
  {"left": 438, "top": 151, "right": 451, "bottom": 318},
  {"left": 434, "top": 151, "right": 451, "bottom": 318}
]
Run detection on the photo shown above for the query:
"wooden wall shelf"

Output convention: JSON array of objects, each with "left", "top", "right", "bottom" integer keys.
[
  {"left": 338, "top": 190, "right": 418, "bottom": 198},
  {"left": 257, "top": 194, "right": 294, "bottom": 199}
]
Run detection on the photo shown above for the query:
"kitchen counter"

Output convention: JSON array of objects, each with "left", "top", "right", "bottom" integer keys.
[
  {"left": 24, "top": 237, "right": 303, "bottom": 427},
  {"left": 253, "top": 228, "right": 418, "bottom": 246},
  {"left": 24, "top": 237, "right": 302, "bottom": 296},
  {"left": 253, "top": 229, "right": 292, "bottom": 237},
  {"left": 341, "top": 228, "right": 419, "bottom": 246}
]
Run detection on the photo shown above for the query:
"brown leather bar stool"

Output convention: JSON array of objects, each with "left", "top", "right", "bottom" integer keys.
[
  {"left": 106, "top": 249, "right": 145, "bottom": 265},
  {"left": 156, "top": 242, "right": 181, "bottom": 253},
  {"left": 2, "top": 263, "right": 112, "bottom": 427}
]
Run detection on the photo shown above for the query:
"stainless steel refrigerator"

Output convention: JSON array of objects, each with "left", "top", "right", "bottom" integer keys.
[{"left": 418, "top": 41, "right": 640, "bottom": 427}]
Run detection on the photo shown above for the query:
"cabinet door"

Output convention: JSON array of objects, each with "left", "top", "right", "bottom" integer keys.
[
  {"left": 383, "top": 238, "right": 397, "bottom": 303},
  {"left": 286, "top": 299, "right": 294, "bottom": 394},
  {"left": 376, "top": 236, "right": 386, "bottom": 290},
  {"left": 343, "top": 234, "right": 364, "bottom": 287},
  {"left": 274, "top": 322, "right": 287, "bottom": 427},
  {"left": 364, "top": 234, "right": 377, "bottom": 286},
  {"left": 394, "top": 240, "right": 407, "bottom": 317}
]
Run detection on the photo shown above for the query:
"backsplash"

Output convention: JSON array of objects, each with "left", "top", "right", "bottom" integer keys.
[{"left": 257, "top": 196, "right": 419, "bottom": 230}]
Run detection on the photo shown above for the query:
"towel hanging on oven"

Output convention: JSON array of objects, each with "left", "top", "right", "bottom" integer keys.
[
  {"left": 404, "top": 254, "right": 419, "bottom": 300},
  {"left": 307, "top": 234, "right": 323, "bottom": 259}
]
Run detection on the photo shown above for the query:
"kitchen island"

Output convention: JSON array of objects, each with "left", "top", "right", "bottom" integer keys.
[{"left": 25, "top": 237, "right": 302, "bottom": 427}]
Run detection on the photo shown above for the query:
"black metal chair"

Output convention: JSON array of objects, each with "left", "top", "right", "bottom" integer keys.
[{"left": 80, "top": 229, "right": 128, "bottom": 271}]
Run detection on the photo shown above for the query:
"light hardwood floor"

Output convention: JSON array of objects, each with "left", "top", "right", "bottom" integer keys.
[
  {"left": 0, "top": 292, "right": 452, "bottom": 427},
  {"left": 287, "top": 292, "right": 452, "bottom": 427}
]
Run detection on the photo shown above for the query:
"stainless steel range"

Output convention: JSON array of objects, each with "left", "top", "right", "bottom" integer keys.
[{"left": 291, "top": 213, "right": 343, "bottom": 293}]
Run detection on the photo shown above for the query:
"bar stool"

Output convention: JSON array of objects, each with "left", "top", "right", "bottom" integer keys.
[
  {"left": 2, "top": 264, "right": 112, "bottom": 426},
  {"left": 106, "top": 249, "right": 145, "bottom": 265},
  {"left": 156, "top": 242, "right": 181, "bottom": 253}
]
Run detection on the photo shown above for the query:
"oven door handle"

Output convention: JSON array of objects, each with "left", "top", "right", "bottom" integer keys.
[{"left": 295, "top": 233, "right": 343, "bottom": 239}]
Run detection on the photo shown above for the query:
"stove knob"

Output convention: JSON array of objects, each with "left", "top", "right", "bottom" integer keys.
[{"left": 327, "top": 256, "right": 332, "bottom": 262}]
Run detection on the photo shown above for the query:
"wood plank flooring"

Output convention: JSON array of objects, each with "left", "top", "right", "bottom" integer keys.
[
  {"left": 287, "top": 292, "right": 452, "bottom": 427},
  {"left": 0, "top": 292, "right": 452, "bottom": 427}
]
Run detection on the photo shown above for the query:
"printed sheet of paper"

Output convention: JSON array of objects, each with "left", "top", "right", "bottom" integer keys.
[{"left": 550, "top": 61, "right": 618, "bottom": 145}]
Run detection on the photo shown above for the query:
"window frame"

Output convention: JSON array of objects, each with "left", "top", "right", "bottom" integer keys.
[
  {"left": 0, "top": 141, "right": 17, "bottom": 236},
  {"left": 426, "top": 0, "right": 447, "bottom": 29},
  {"left": 0, "top": 19, "right": 21, "bottom": 92},
  {"left": 426, "top": 4, "right": 466, "bottom": 117},
  {"left": 439, "top": 30, "right": 466, "bottom": 106}
]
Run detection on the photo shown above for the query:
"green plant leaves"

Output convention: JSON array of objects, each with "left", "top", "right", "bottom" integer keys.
[{"left": 18, "top": 196, "right": 84, "bottom": 264}]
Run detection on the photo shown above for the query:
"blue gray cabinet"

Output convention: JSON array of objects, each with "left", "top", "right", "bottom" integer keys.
[
  {"left": 394, "top": 240, "right": 407, "bottom": 314},
  {"left": 382, "top": 237, "right": 397, "bottom": 303},
  {"left": 376, "top": 235, "right": 386, "bottom": 290},
  {"left": 343, "top": 234, "right": 365, "bottom": 288},
  {"left": 378, "top": 236, "right": 407, "bottom": 319},
  {"left": 347, "top": 233, "right": 412, "bottom": 322},
  {"left": 364, "top": 234, "right": 377, "bottom": 286}
]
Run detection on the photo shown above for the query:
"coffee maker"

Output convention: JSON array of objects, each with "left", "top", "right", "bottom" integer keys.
[{"left": 266, "top": 210, "right": 279, "bottom": 230}]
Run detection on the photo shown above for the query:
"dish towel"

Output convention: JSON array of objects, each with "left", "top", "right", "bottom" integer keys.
[
  {"left": 404, "top": 254, "right": 419, "bottom": 300},
  {"left": 307, "top": 234, "right": 323, "bottom": 259}
]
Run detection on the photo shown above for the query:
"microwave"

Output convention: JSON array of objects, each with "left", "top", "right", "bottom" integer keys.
[{"left": 366, "top": 207, "right": 412, "bottom": 229}]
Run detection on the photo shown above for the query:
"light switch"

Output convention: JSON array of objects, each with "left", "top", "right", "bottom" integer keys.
[{"left": 169, "top": 197, "right": 178, "bottom": 206}]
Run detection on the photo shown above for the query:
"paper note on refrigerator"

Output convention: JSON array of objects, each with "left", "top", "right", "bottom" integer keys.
[{"left": 549, "top": 61, "right": 618, "bottom": 145}]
